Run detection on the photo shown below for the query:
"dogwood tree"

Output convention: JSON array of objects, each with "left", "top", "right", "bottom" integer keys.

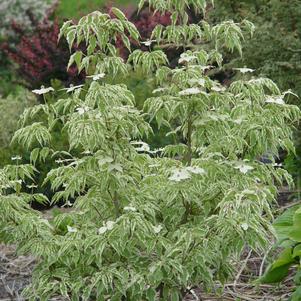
[{"left": 0, "top": 0, "right": 300, "bottom": 300}]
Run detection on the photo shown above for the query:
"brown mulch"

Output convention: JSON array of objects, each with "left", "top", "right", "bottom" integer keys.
[
  {"left": 0, "top": 189, "right": 297, "bottom": 301},
  {"left": 184, "top": 248, "right": 294, "bottom": 301},
  {"left": 0, "top": 244, "right": 34, "bottom": 301}
]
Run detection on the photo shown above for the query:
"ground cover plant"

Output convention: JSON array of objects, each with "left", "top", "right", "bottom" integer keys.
[{"left": 0, "top": 0, "right": 300, "bottom": 300}]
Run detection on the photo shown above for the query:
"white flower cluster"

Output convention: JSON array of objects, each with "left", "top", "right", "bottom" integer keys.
[
  {"left": 188, "top": 78, "right": 206, "bottom": 87},
  {"left": 211, "top": 85, "right": 226, "bottom": 92},
  {"left": 168, "top": 166, "right": 206, "bottom": 182},
  {"left": 65, "top": 84, "right": 84, "bottom": 93},
  {"left": 32, "top": 86, "right": 54, "bottom": 95},
  {"left": 131, "top": 141, "right": 163, "bottom": 154},
  {"left": 11, "top": 155, "right": 22, "bottom": 161},
  {"left": 233, "top": 67, "right": 255, "bottom": 73},
  {"left": 178, "top": 53, "right": 197, "bottom": 64},
  {"left": 86, "top": 73, "right": 105, "bottom": 81},
  {"left": 265, "top": 96, "right": 285, "bottom": 105},
  {"left": 98, "top": 220, "right": 115, "bottom": 234},
  {"left": 152, "top": 225, "right": 163, "bottom": 234},
  {"left": 76, "top": 105, "right": 90, "bottom": 115},
  {"left": 179, "top": 87, "right": 202, "bottom": 96},
  {"left": 141, "top": 40, "right": 156, "bottom": 46},
  {"left": 234, "top": 163, "right": 254, "bottom": 174},
  {"left": 67, "top": 225, "right": 78, "bottom": 233},
  {"left": 124, "top": 206, "right": 137, "bottom": 212}
]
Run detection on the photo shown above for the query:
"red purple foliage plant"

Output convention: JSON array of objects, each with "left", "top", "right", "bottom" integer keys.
[{"left": 2, "top": 17, "right": 84, "bottom": 90}]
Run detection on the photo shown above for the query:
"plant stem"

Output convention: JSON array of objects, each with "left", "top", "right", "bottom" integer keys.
[
  {"left": 92, "top": 203, "right": 103, "bottom": 219},
  {"left": 180, "top": 191, "right": 191, "bottom": 225},
  {"left": 112, "top": 191, "right": 120, "bottom": 218},
  {"left": 185, "top": 110, "right": 193, "bottom": 166}
]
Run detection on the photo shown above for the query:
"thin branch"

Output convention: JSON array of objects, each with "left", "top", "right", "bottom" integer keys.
[
  {"left": 112, "top": 191, "right": 120, "bottom": 218},
  {"left": 259, "top": 245, "right": 272, "bottom": 277},
  {"left": 184, "top": 109, "right": 193, "bottom": 165},
  {"left": 233, "top": 249, "right": 252, "bottom": 291}
]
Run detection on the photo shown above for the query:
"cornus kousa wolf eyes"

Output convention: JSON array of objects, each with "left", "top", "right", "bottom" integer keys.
[{"left": 0, "top": 1, "right": 300, "bottom": 300}]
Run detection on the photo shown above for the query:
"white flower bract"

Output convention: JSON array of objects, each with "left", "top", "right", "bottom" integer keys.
[
  {"left": 98, "top": 221, "right": 115, "bottom": 234},
  {"left": 178, "top": 53, "right": 197, "bottom": 64},
  {"left": 65, "top": 84, "right": 84, "bottom": 93},
  {"left": 141, "top": 40, "right": 156, "bottom": 46},
  {"left": 86, "top": 73, "right": 105, "bottom": 81},
  {"left": 67, "top": 226, "right": 77, "bottom": 233},
  {"left": 168, "top": 169, "right": 191, "bottom": 182},
  {"left": 211, "top": 85, "right": 226, "bottom": 92},
  {"left": 235, "top": 164, "right": 254, "bottom": 174},
  {"left": 32, "top": 86, "right": 54, "bottom": 95},
  {"left": 76, "top": 106, "right": 90, "bottom": 115},
  {"left": 233, "top": 67, "right": 255, "bottom": 73},
  {"left": 98, "top": 226, "right": 107, "bottom": 234},
  {"left": 186, "top": 166, "right": 206, "bottom": 175},
  {"left": 153, "top": 225, "right": 163, "bottom": 234},
  {"left": 106, "top": 221, "right": 115, "bottom": 230},
  {"left": 241, "top": 223, "right": 249, "bottom": 231},
  {"left": 179, "top": 87, "right": 202, "bottom": 96},
  {"left": 265, "top": 97, "right": 285, "bottom": 105},
  {"left": 11, "top": 155, "right": 22, "bottom": 161},
  {"left": 124, "top": 206, "right": 137, "bottom": 212}
]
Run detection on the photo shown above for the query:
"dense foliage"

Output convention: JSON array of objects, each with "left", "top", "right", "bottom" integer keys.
[
  {"left": 210, "top": 0, "right": 301, "bottom": 183},
  {"left": 210, "top": 0, "right": 301, "bottom": 95},
  {"left": 0, "top": 0, "right": 300, "bottom": 300}
]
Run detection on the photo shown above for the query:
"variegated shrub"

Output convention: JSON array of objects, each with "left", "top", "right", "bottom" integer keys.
[{"left": 0, "top": 1, "right": 300, "bottom": 300}]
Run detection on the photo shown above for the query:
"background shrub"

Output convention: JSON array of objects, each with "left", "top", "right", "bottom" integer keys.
[
  {"left": 0, "top": 0, "right": 56, "bottom": 40},
  {"left": 2, "top": 19, "right": 85, "bottom": 90},
  {"left": 0, "top": 88, "right": 36, "bottom": 167}
]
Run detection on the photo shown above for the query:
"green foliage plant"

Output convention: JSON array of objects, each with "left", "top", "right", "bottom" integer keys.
[
  {"left": 0, "top": 1, "right": 300, "bottom": 300},
  {"left": 261, "top": 206, "right": 301, "bottom": 300},
  {"left": 0, "top": 88, "right": 36, "bottom": 147}
]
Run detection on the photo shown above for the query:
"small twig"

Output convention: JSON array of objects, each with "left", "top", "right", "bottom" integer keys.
[
  {"left": 186, "top": 288, "right": 200, "bottom": 301},
  {"left": 198, "top": 294, "right": 233, "bottom": 301},
  {"left": 277, "top": 199, "right": 301, "bottom": 211},
  {"left": 259, "top": 246, "right": 272, "bottom": 277},
  {"left": 227, "top": 290, "right": 259, "bottom": 301},
  {"left": 233, "top": 249, "right": 252, "bottom": 291},
  {"left": 0, "top": 275, "right": 15, "bottom": 299},
  {"left": 224, "top": 283, "right": 274, "bottom": 289}
]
